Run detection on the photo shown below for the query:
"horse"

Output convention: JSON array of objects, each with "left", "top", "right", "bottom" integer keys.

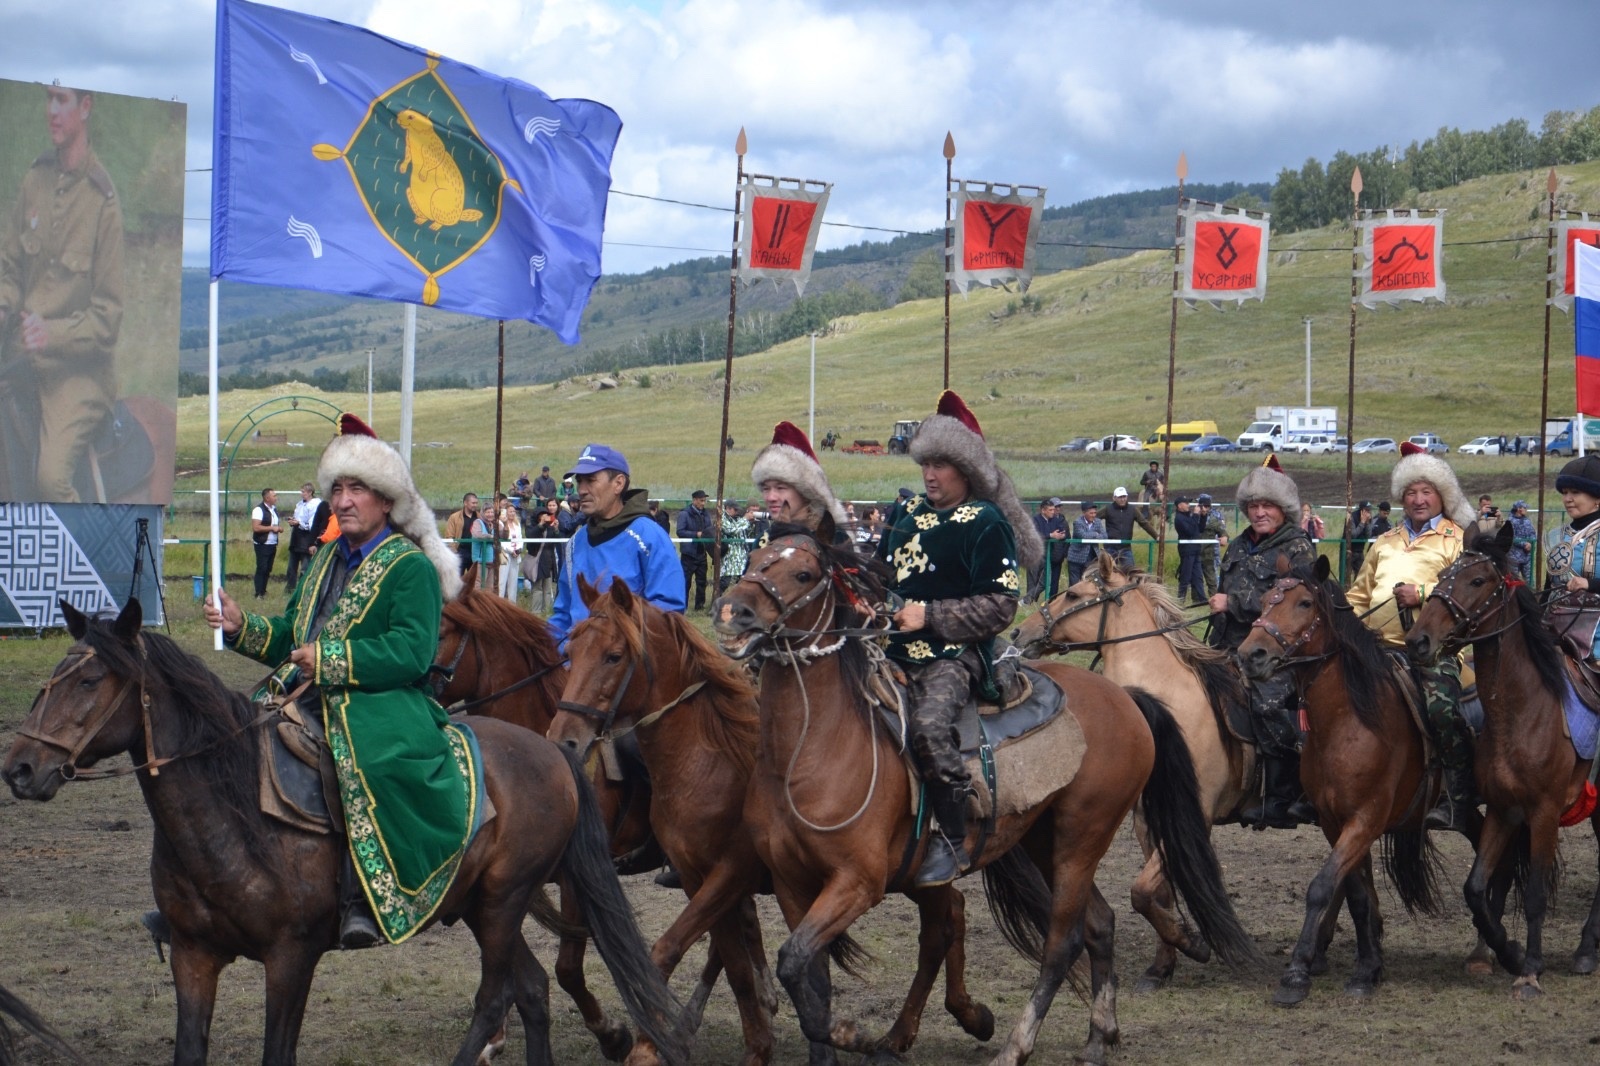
[
  {"left": 1405, "top": 525, "right": 1600, "bottom": 996},
  {"left": 0, "top": 981, "right": 76, "bottom": 1065},
  {"left": 549, "top": 574, "right": 996, "bottom": 1065},
  {"left": 2, "top": 599, "right": 685, "bottom": 1066},
  {"left": 713, "top": 521, "right": 1259, "bottom": 1066},
  {"left": 1011, "top": 553, "right": 1259, "bottom": 992},
  {"left": 1236, "top": 556, "right": 1459, "bottom": 1006}
]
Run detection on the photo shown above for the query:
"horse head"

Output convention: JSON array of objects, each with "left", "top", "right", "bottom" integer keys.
[
  {"left": 1236, "top": 555, "right": 1334, "bottom": 681},
  {"left": 1013, "top": 552, "right": 1137, "bottom": 658},
  {"left": 713, "top": 521, "right": 838, "bottom": 660},
  {"left": 4, "top": 599, "right": 146, "bottom": 800},
  {"left": 549, "top": 576, "right": 649, "bottom": 760},
  {"left": 1407, "top": 523, "right": 1518, "bottom": 666}
]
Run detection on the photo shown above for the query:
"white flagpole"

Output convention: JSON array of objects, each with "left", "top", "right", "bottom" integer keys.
[
  {"left": 208, "top": 281, "right": 223, "bottom": 651},
  {"left": 400, "top": 304, "right": 416, "bottom": 467}
]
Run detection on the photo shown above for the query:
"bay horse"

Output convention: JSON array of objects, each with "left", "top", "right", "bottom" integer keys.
[
  {"left": 2, "top": 599, "right": 685, "bottom": 1066},
  {"left": 1405, "top": 525, "right": 1600, "bottom": 995},
  {"left": 1236, "top": 556, "right": 1455, "bottom": 1006},
  {"left": 549, "top": 575, "right": 995, "bottom": 1065},
  {"left": 714, "top": 522, "right": 1259, "bottom": 1066},
  {"left": 1011, "top": 554, "right": 1258, "bottom": 991}
]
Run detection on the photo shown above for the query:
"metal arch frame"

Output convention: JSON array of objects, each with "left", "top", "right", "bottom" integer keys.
[{"left": 216, "top": 396, "right": 343, "bottom": 582}]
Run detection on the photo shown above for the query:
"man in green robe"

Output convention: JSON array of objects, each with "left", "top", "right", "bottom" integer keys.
[
  {"left": 204, "top": 413, "right": 474, "bottom": 947},
  {"left": 876, "top": 391, "right": 1042, "bottom": 886}
]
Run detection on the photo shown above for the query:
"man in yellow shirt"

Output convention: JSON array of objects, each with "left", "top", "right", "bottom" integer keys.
[{"left": 1345, "top": 442, "right": 1478, "bottom": 833}]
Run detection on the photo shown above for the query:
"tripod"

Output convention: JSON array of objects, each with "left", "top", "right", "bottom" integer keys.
[{"left": 129, "top": 517, "right": 170, "bottom": 633}]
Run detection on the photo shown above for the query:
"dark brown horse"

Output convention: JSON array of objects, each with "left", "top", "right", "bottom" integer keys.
[
  {"left": 549, "top": 575, "right": 995, "bottom": 1065},
  {"left": 1406, "top": 527, "right": 1600, "bottom": 995},
  {"left": 714, "top": 524, "right": 1258, "bottom": 1066},
  {"left": 1237, "top": 557, "right": 1455, "bottom": 1006},
  {"left": 2, "top": 600, "right": 685, "bottom": 1066}
]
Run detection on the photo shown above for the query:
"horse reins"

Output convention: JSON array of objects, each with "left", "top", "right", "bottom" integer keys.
[
  {"left": 1423, "top": 551, "right": 1522, "bottom": 648},
  {"left": 1249, "top": 576, "right": 1334, "bottom": 665},
  {"left": 1028, "top": 571, "right": 1201, "bottom": 655}
]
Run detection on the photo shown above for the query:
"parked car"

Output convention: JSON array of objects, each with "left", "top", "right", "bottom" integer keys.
[
  {"left": 1057, "top": 437, "right": 1094, "bottom": 452},
  {"left": 1288, "top": 434, "right": 1337, "bottom": 455},
  {"left": 1085, "top": 434, "right": 1144, "bottom": 453},
  {"left": 1180, "top": 434, "right": 1237, "bottom": 453},
  {"left": 1456, "top": 436, "right": 1504, "bottom": 456},
  {"left": 1353, "top": 437, "right": 1398, "bottom": 453},
  {"left": 1407, "top": 433, "right": 1449, "bottom": 455}
]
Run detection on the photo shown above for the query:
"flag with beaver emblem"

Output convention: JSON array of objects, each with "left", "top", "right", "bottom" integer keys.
[{"left": 211, "top": 0, "right": 621, "bottom": 344}]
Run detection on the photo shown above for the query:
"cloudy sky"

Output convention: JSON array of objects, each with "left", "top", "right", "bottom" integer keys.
[{"left": 2, "top": 0, "right": 1595, "bottom": 275}]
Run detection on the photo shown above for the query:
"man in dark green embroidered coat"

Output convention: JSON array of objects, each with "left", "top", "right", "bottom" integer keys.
[
  {"left": 205, "top": 414, "right": 474, "bottom": 948},
  {"left": 876, "top": 391, "right": 1043, "bottom": 886}
]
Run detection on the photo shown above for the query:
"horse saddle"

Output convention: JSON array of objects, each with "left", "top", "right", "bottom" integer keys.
[
  {"left": 957, "top": 666, "right": 1062, "bottom": 752},
  {"left": 257, "top": 699, "right": 339, "bottom": 834}
]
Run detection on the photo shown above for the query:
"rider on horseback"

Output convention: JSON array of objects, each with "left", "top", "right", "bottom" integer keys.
[
  {"left": 1208, "top": 455, "right": 1319, "bottom": 828},
  {"left": 751, "top": 420, "right": 852, "bottom": 536},
  {"left": 1346, "top": 442, "right": 1479, "bottom": 834},
  {"left": 875, "top": 391, "right": 1042, "bottom": 886}
]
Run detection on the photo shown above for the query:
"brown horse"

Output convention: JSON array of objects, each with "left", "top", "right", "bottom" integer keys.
[
  {"left": 549, "top": 575, "right": 995, "bottom": 1065},
  {"left": 1012, "top": 554, "right": 1258, "bottom": 991},
  {"left": 1406, "top": 527, "right": 1600, "bottom": 995},
  {"left": 1237, "top": 557, "right": 1455, "bottom": 1006},
  {"left": 2, "top": 600, "right": 685, "bottom": 1066},
  {"left": 714, "top": 523, "right": 1258, "bottom": 1066}
]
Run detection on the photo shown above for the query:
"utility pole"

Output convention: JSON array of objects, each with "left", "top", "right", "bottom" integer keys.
[
  {"left": 366, "top": 347, "right": 375, "bottom": 424},
  {"left": 1302, "top": 317, "right": 1312, "bottom": 407}
]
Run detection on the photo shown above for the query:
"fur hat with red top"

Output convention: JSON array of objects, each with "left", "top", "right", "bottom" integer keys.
[
  {"left": 317, "top": 413, "right": 463, "bottom": 600},
  {"left": 750, "top": 421, "right": 850, "bottom": 529},
  {"left": 1235, "top": 451, "right": 1302, "bottom": 526},
  {"left": 907, "top": 390, "right": 1043, "bottom": 568},
  {"left": 1391, "top": 441, "right": 1474, "bottom": 528}
]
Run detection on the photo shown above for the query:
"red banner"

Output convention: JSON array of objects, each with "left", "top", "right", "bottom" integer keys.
[
  {"left": 749, "top": 195, "right": 820, "bottom": 272},
  {"left": 1179, "top": 205, "right": 1269, "bottom": 304},
  {"left": 961, "top": 199, "right": 1032, "bottom": 272},
  {"left": 1565, "top": 226, "right": 1600, "bottom": 295},
  {"left": 1358, "top": 213, "right": 1444, "bottom": 307}
]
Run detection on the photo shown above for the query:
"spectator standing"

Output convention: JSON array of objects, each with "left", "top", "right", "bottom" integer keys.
[
  {"left": 444, "top": 493, "right": 479, "bottom": 575},
  {"left": 286, "top": 481, "right": 330, "bottom": 590},
  {"left": 1507, "top": 500, "right": 1536, "bottom": 582},
  {"left": 1344, "top": 500, "right": 1374, "bottom": 579},
  {"left": 1103, "top": 486, "right": 1159, "bottom": 568},
  {"left": 468, "top": 500, "right": 496, "bottom": 587},
  {"left": 531, "top": 465, "right": 557, "bottom": 501},
  {"left": 1371, "top": 500, "right": 1393, "bottom": 539},
  {"left": 1026, "top": 497, "right": 1069, "bottom": 602},
  {"left": 494, "top": 494, "right": 521, "bottom": 599},
  {"left": 1138, "top": 461, "right": 1167, "bottom": 504},
  {"left": 1173, "top": 496, "right": 1206, "bottom": 604},
  {"left": 647, "top": 499, "right": 670, "bottom": 534},
  {"left": 855, "top": 505, "right": 884, "bottom": 550},
  {"left": 1299, "top": 501, "right": 1326, "bottom": 541},
  {"left": 676, "top": 489, "right": 715, "bottom": 611},
  {"left": 719, "top": 499, "right": 751, "bottom": 593},
  {"left": 1068, "top": 502, "right": 1105, "bottom": 586},
  {"left": 528, "top": 497, "right": 564, "bottom": 613},
  {"left": 251, "top": 488, "right": 282, "bottom": 598},
  {"left": 1196, "top": 493, "right": 1227, "bottom": 598},
  {"left": 1475, "top": 495, "right": 1504, "bottom": 540}
]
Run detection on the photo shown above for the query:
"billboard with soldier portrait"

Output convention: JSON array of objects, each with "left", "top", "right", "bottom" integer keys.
[{"left": 0, "top": 77, "right": 183, "bottom": 507}]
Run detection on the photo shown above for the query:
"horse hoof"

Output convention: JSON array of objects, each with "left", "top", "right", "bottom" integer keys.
[
  {"left": 1273, "top": 973, "right": 1311, "bottom": 1008},
  {"left": 1343, "top": 978, "right": 1376, "bottom": 999},
  {"left": 596, "top": 1024, "right": 634, "bottom": 1062},
  {"left": 1573, "top": 953, "right": 1597, "bottom": 976},
  {"left": 1179, "top": 936, "right": 1212, "bottom": 965},
  {"left": 1133, "top": 973, "right": 1166, "bottom": 995},
  {"left": 961, "top": 1003, "right": 995, "bottom": 1042},
  {"left": 1511, "top": 977, "right": 1543, "bottom": 1001}
]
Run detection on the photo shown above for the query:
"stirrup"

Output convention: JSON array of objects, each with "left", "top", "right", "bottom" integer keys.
[
  {"left": 338, "top": 906, "right": 382, "bottom": 950},
  {"left": 1424, "top": 793, "right": 1472, "bottom": 834},
  {"left": 653, "top": 864, "right": 683, "bottom": 889},
  {"left": 915, "top": 834, "right": 970, "bottom": 888}
]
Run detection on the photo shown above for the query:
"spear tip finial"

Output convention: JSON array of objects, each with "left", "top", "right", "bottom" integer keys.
[
  {"left": 735, "top": 127, "right": 748, "bottom": 156},
  {"left": 943, "top": 132, "right": 956, "bottom": 160}
]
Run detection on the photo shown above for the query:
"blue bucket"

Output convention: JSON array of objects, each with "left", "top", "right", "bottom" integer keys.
[{"left": 192, "top": 575, "right": 205, "bottom": 600}]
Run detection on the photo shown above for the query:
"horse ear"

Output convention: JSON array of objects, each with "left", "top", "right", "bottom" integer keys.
[
  {"left": 114, "top": 598, "right": 143, "bottom": 638},
  {"left": 1275, "top": 554, "right": 1294, "bottom": 576},
  {"left": 816, "top": 510, "right": 837, "bottom": 546},
  {"left": 1313, "top": 555, "right": 1331, "bottom": 583},
  {"left": 61, "top": 599, "right": 87, "bottom": 639},
  {"left": 577, "top": 573, "right": 600, "bottom": 608},
  {"left": 463, "top": 563, "right": 479, "bottom": 591},
  {"left": 609, "top": 578, "right": 636, "bottom": 611},
  {"left": 1495, "top": 521, "right": 1515, "bottom": 554}
]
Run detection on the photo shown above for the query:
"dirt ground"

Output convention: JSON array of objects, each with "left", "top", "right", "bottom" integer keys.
[{"left": 5, "top": 624, "right": 1600, "bottom": 1064}]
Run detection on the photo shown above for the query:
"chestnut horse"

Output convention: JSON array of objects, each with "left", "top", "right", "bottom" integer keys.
[
  {"left": 549, "top": 575, "right": 995, "bottom": 1065},
  {"left": 3, "top": 600, "right": 684, "bottom": 1066},
  {"left": 1012, "top": 554, "right": 1259, "bottom": 991},
  {"left": 715, "top": 524, "right": 1258, "bottom": 1066},
  {"left": 1406, "top": 527, "right": 1600, "bottom": 995},
  {"left": 1237, "top": 557, "right": 1455, "bottom": 1006}
]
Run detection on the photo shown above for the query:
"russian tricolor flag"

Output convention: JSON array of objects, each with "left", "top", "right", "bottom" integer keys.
[{"left": 1578, "top": 242, "right": 1600, "bottom": 413}]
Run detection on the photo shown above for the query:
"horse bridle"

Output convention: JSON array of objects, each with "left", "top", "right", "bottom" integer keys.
[
  {"left": 1027, "top": 568, "right": 1191, "bottom": 654},
  {"left": 430, "top": 620, "right": 568, "bottom": 714},
  {"left": 1423, "top": 550, "right": 1520, "bottom": 647},
  {"left": 1249, "top": 575, "right": 1329, "bottom": 662}
]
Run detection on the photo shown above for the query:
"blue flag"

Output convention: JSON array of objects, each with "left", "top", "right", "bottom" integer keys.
[{"left": 211, "top": 0, "right": 621, "bottom": 344}]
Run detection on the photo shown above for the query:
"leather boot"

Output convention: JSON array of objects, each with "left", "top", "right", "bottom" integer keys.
[
  {"left": 338, "top": 851, "right": 382, "bottom": 950},
  {"left": 1424, "top": 765, "right": 1478, "bottom": 834},
  {"left": 654, "top": 864, "right": 683, "bottom": 889},
  {"left": 1240, "top": 758, "right": 1315, "bottom": 830},
  {"left": 916, "top": 783, "right": 972, "bottom": 888}
]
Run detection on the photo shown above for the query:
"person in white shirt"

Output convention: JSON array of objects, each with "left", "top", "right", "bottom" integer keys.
[{"left": 250, "top": 488, "right": 282, "bottom": 598}]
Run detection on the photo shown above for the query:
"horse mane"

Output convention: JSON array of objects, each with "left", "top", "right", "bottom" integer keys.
[
  {"left": 1468, "top": 542, "right": 1566, "bottom": 702},
  {"left": 1111, "top": 562, "right": 1250, "bottom": 717},
  {"left": 1293, "top": 564, "right": 1397, "bottom": 733},
  {"left": 79, "top": 619, "right": 268, "bottom": 854},
  {"left": 442, "top": 589, "right": 565, "bottom": 703}
]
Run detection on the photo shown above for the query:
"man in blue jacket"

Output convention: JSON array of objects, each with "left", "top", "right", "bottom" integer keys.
[{"left": 547, "top": 443, "right": 685, "bottom": 649}]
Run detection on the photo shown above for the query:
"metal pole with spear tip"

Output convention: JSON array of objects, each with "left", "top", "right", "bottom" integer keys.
[{"left": 1158, "top": 152, "right": 1187, "bottom": 578}]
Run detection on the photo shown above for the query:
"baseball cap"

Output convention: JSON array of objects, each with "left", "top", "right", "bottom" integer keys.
[
  {"left": 1512, "top": 499, "right": 1527, "bottom": 511},
  {"left": 1378, "top": 501, "right": 1391, "bottom": 512},
  {"left": 1174, "top": 495, "right": 1190, "bottom": 505},
  {"left": 566, "top": 443, "right": 629, "bottom": 478},
  {"left": 1358, "top": 499, "right": 1372, "bottom": 510},
  {"left": 1195, "top": 493, "right": 1212, "bottom": 505},
  {"left": 1082, "top": 500, "right": 1097, "bottom": 512},
  {"left": 1046, "top": 496, "right": 1062, "bottom": 507},
  {"left": 691, "top": 489, "right": 709, "bottom": 500},
  {"left": 898, "top": 487, "right": 914, "bottom": 500},
  {"left": 1113, "top": 486, "right": 1129, "bottom": 497}
]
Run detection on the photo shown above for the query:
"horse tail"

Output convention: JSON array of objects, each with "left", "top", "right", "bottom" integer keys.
[
  {"left": 555, "top": 745, "right": 689, "bottom": 1066},
  {"left": 0, "top": 982, "right": 79, "bottom": 1065},
  {"left": 826, "top": 933, "right": 872, "bottom": 980},
  {"left": 1130, "top": 687, "right": 1264, "bottom": 971},
  {"left": 524, "top": 885, "right": 586, "bottom": 939},
  {"left": 981, "top": 846, "right": 1052, "bottom": 966},
  {"left": 1379, "top": 827, "right": 1444, "bottom": 916}
]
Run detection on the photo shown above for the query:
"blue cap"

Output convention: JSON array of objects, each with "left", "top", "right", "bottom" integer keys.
[{"left": 566, "top": 443, "right": 629, "bottom": 478}]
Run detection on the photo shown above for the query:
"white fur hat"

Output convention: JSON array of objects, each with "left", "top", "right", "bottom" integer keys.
[
  {"left": 1235, "top": 454, "right": 1303, "bottom": 527},
  {"left": 908, "top": 391, "right": 1043, "bottom": 568},
  {"left": 751, "top": 421, "right": 851, "bottom": 528},
  {"left": 1391, "top": 444, "right": 1475, "bottom": 528},
  {"left": 317, "top": 414, "right": 463, "bottom": 601}
]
